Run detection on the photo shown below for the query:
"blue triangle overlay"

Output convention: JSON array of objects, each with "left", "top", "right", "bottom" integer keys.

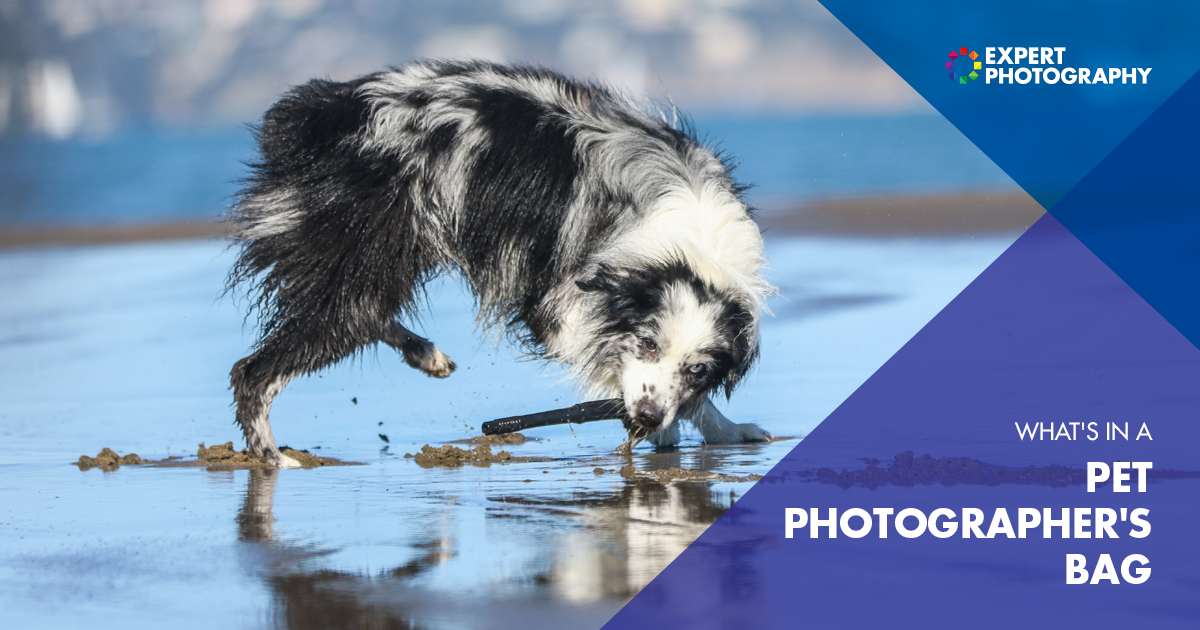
[
  {"left": 604, "top": 215, "right": 1200, "bottom": 627},
  {"left": 814, "top": 1, "right": 1200, "bottom": 352},
  {"left": 815, "top": 0, "right": 1200, "bottom": 210},
  {"left": 1048, "top": 69, "right": 1200, "bottom": 349}
]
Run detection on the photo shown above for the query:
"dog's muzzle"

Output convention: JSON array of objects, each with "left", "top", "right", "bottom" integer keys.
[{"left": 628, "top": 398, "right": 665, "bottom": 432}]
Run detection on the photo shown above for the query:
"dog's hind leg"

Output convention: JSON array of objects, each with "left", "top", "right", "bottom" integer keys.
[
  {"left": 231, "top": 319, "right": 373, "bottom": 468},
  {"left": 380, "top": 321, "right": 456, "bottom": 378},
  {"left": 689, "top": 398, "right": 773, "bottom": 444},
  {"left": 231, "top": 354, "right": 301, "bottom": 469}
]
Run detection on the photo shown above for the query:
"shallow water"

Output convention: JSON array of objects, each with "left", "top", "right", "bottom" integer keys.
[{"left": 0, "top": 233, "right": 1016, "bottom": 628}]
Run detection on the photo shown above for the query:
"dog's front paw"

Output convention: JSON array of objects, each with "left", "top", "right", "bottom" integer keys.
[
  {"left": 735, "top": 422, "right": 773, "bottom": 443},
  {"left": 276, "top": 453, "right": 303, "bottom": 469},
  {"left": 259, "top": 450, "right": 302, "bottom": 469}
]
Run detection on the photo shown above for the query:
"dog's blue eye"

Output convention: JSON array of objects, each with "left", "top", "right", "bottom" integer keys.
[{"left": 689, "top": 364, "right": 707, "bottom": 375}]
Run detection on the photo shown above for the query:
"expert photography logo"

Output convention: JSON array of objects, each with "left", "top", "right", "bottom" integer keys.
[{"left": 946, "top": 46, "right": 1151, "bottom": 86}]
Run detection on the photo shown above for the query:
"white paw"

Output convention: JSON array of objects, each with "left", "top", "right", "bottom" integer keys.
[
  {"left": 736, "top": 423, "right": 773, "bottom": 443},
  {"left": 277, "top": 453, "right": 302, "bottom": 469},
  {"left": 422, "top": 348, "right": 456, "bottom": 378},
  {"left": 646, "top": 423, "right": 681, "bottom": 448}
]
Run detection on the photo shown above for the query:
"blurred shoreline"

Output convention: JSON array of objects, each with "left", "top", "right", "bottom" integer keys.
[
  {"left": 756, "top": 190, "right": 1043, "bottom": 236},
  {"left": 0, "top": 190, "right": 1042, "bottom": 250},
  {"left": 0, "top": 220, "right": 228, "bottom": 249}
]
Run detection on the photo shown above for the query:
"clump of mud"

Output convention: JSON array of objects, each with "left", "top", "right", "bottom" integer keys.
[
  {"left": 196, "top": 441, "right": 262, "bottom": 465},
  {"left": 406, "top": 444, "right": 550, "bottom": 467},
  {"left": 77, "top": 442, "right": 358, "bottom": 470},
  {"left": 76, "top": 448, "right": 146, "bottom": 471},
  {"left": 615, "top": 424, "right": 651, "bottom": 454},
  {"left": 618, "top": 464, "right": 763, "bottom": 484},
  {"left": 281, "top": 448, "right": 350, "bottom": 468},
  {"left": 455, "top": 432, "right": 528, "bottom": 445},
  {"left": 195, "top": 442, "right": 353, "bottom": 469}
]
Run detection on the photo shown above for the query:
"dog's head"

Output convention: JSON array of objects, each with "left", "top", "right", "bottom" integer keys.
[{"left": 577, "top": 261, "right": 759, "bottom": 434}]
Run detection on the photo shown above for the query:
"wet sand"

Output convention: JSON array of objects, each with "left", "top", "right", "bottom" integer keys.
[
  {"left": 454, "top": 432, "right": 530, "bottom": 445},
  {"left": 407, "top": 443, "right": 551, "bottom": 467},
  {"left": 76, "top": 443, "right": 360, "bottom": 470},
  {"left": 75, "top": 447, "right": 148, "bottom": 470},
  {"left": 619, "top": 465, "right": 764, "bottom": 483}
]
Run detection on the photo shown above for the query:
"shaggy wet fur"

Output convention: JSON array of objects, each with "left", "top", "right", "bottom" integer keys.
[{"left": 228, "top": 60, "right": 772, "bottom": 467}]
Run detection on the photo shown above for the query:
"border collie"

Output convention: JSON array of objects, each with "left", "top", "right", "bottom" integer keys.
[{"left": 228, "top": 60, "right": 773, "bottom": 468}]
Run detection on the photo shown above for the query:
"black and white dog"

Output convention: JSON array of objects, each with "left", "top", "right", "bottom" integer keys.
[{"left": 228, "top": 61, "right": 773, "bottom": 468}]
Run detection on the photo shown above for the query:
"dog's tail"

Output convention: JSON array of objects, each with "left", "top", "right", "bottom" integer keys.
[{"left": 225, "top": 75, "right": 433, "bottom": 341}]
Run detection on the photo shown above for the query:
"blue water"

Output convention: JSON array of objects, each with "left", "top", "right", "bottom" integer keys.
[
  {"left": 0, "top": 128, "right": 257, "bottom": 226},
  {"left": 0, "top": 114, "right": 1015, "bottom": 226},
  {"left": 697, "top": 114, "right": 1016, "bottom": 206}
]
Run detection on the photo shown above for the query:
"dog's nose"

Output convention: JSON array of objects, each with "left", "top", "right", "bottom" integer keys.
[{"left": 633, "top": 398, "right": 665, "bottom": 427}]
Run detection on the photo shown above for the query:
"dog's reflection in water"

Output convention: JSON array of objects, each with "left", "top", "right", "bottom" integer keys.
[
  {"left": 547, "top": 480, "right": 729, "bottom": 601},
  {"left": 235, "top": 464, "right": 764, "bottom": 629},
  {"left": 236, "top": 469, "right": 277, "bottom": 544},
  {"left": 235, "top": 470, "right": 427, "bottom": 629}
]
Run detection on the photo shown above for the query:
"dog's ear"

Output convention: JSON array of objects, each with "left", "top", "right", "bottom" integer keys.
[
  {"left": 577, "top": 265, "right": 642, "bottom": 311},
  {"left": 576, "top": 264, "right": 622, "bottom": 294},
  {"left": 576, "top": 275, "right": 613, "bottom": 294},
  {"left": 720, "top": 307, "right": 758, "bottom": 399},
  {"left": 720, "top": 350, "right": 752, "bottom": 399},
  {"left": 577, "top": 265, "right": 659, "bottom": 330}
]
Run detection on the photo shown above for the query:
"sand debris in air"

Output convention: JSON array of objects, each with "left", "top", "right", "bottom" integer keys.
[{"left": 406, "top": 444, "right": 550, "bottom": 467}]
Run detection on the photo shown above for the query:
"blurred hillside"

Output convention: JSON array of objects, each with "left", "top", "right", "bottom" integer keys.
[{"left": 0, "top": 0, "right": 924, "bottom": 138}]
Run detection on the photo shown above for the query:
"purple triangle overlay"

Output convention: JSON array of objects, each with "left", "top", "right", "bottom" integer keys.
[{"left": 604, "top": 215, "right": 1200, "bottom": 627}]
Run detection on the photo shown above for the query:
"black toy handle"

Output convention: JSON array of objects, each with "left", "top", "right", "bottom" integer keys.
[{"left": 482, "top": 399, "right": 628, "bottom": 435}]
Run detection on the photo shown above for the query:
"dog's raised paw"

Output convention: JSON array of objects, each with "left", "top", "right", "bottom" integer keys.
[{"left": 420, "top": 348, "right": 456, "bottom": 378}]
